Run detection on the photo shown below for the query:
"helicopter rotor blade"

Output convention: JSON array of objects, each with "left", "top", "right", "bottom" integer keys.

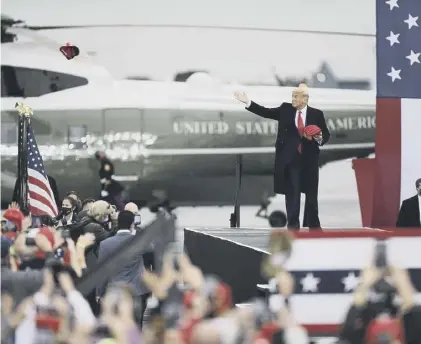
[{"left": 26, "top": 23, "right": 375, "bottom": 38}]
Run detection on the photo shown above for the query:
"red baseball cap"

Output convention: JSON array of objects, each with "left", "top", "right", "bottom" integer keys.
[
  {"left": 3, "top": 208, "right": 24, "bottom": 232},
  {"left": 365, "top": 318, "right": 404, "bottom": 344},
  {"left": 304, "top": 125, "right": 321, "bottom": 137}
]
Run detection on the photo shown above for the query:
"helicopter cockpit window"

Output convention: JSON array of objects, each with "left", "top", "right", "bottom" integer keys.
[
  {"left": 1, "top": 66, "right": 24, "bottom": 97},
  {"left": 1, "top": 66, "right": 88, "bottom": 97}
]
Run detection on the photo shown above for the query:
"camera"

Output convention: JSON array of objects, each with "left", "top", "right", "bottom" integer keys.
[
  {"left": 148, "top": 190, "right": 175, "bottom": 214},
  {"left": 1, "top": 220, "right": 18, "bottom": 233},
  {"left": 255, "top": 192, "right": 287, "bottom": 228},
  {"left": 25, "top": 228, "right": 39, "bottom": 246},
  {"left": 368, "top": 240, "right": 398, "bottom": 316},
  {"left": 34, "top": 305, "right": 61, "bottom": 333},
  {"left": 92, "top": 322, "right": 114, "bottom": 340},
  {"left": 134, "top": 213, "right": 141, "bottom": 224}
]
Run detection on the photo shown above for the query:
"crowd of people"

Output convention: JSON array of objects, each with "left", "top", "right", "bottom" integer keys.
[{"left": 1, "top": 190, "right": 421, "bottom": 344}]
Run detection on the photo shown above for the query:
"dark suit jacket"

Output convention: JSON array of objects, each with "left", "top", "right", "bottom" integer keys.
[
  {"left": 396, "top": 195, "right": 421, "bottom": 228},
  {"left": 96, "top": 231, "right": 149, "bottom": 297},
  {"left": 246, "top": 101, "right": 330, "bottom": 194}
]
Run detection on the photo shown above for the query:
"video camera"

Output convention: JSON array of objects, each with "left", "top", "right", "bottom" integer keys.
[
  {"left": 1, "top": 220, "right": 18, "bottom": 234},
  {"left": 148, "top": 190, "right": 175, "bottom": 214},
  {"left": 255, "top": 192, "right": 287, "bottom": 228}
]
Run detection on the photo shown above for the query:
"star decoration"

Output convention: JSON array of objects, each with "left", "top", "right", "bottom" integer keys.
[
  {"left": 385, "top": 0, "right": 399, "bottom": 11},
  {"left": 15, "top": 102, "right": 33, "bottom": 116},
  {"left": 406, "top": 50, "right": 420, "bottom": 65},
  {"left": 341, "top": 272, "right": 360, "bottom": 292},
  {"left": 404, "top": 14, "right": 419, "bottom": 30},
  {"left": 300, "top": 273, "right": 320, "bottom": 293},
  {"left": 386, "top": 31, "right": 400, "bottom": 46},
  {"left": 387, "top": 67, "right": 401, "bottom": 82}
]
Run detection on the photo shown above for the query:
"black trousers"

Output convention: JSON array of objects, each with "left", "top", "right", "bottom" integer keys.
[
  {"left": 134, "top": 293, "right": 151, "bottom": 329},
  {"left": 97, "top": 292, "right": 150, "bottom": 327},
  {"left": 284, "top": 153, "right": 320, "bottom": 229}
]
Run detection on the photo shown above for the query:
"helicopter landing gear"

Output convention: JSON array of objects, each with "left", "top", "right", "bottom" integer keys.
[{"left": 255, "top": 192, "right": 287, "bottom": 228}]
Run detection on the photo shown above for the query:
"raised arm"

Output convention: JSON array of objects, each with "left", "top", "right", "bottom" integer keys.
[{"left": 233, "top": 91, "right": 280, "bottom": 120}]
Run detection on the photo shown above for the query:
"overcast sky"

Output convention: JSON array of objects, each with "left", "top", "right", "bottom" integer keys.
[{"left": 2, "top": 0, "right": 376, "bottom": 83}]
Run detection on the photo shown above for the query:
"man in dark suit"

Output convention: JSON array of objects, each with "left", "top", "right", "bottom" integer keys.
[
  {"left": 234, "top": 84, "right": 330, "bottom": 229},
  {"left": 396, "top": 178, "right": 421, "bottom": 228},
  {"left": 96, "top": 210, "right": 150, "bottom": 327}
]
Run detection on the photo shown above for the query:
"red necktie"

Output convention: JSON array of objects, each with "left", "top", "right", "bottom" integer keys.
[{"left": 297, "top": 111, "right": 304, "bottom": 153}]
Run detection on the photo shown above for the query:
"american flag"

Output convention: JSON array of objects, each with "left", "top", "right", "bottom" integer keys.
[
  {"left": 375, "top": 0, "right": 421, "bottom": 211},
  {"left": 26, "top": 124, "right": 58, "bottom": 217}
]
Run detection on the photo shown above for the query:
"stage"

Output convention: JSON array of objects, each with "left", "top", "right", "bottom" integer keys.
[{"left": 184, "top": 226, "right": 381, "bottom": 251}]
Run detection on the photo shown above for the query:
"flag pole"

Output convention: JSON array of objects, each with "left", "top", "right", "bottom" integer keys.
[{"left": 15, "top": 102, "right": 33, "bottom": 213}]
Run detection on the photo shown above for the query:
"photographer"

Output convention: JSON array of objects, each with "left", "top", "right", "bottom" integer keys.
[
  {"left": 79, "top": 200, "right": 117, "bottom": 244},
  {"left": 75, "top": 198, "right": 95, "bottom": 222},
  {"left": 338, "top": 262, "right": 421, "bottom": 343}
]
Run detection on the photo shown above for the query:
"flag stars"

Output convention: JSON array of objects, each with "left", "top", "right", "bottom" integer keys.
[
  {"left": 341, "top": 272, "right": 360, "bottom": 292},
  {"left": 300, "top": 273, "right": 321, "bottom": 293},
  {"left": 387, "top": 66, "right": 401, "bottom": 82},
  {"left": 404, "top": 14, "right": 419, "bottom": 30},
  {"left": 385, "top": 0, "right": 399, "bottom": 11},
  {"left": 406, "top": 50, "right": 420, "bottom": 65},
  {"left": 386, "top": 31, "right": 400, "bottom": 46}
]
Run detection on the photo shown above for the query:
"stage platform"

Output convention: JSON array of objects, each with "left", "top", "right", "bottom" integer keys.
[
  {"left": 183, "top": 227, "right": 421, "bottom": 339},
  {"left": 184, "top": 227, "right": 388, "bottom": 251}
]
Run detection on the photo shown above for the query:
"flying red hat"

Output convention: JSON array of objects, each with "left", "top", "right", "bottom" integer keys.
[{"left": 304, "top": 125, "right": 321, "bottom": 137}]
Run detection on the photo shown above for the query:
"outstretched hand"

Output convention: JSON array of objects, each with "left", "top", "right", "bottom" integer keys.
[{"left": 233, "top": 91, "right": 249, "bottom": 104}]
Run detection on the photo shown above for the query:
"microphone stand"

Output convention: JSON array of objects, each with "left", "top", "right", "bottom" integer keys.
[{"left": 230, "top": 154, "right": 243, "bottom": 228}]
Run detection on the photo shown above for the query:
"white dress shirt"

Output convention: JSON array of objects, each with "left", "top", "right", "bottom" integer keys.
[{"left": 295, "top": 106, "right": 307, "bottom": 128}]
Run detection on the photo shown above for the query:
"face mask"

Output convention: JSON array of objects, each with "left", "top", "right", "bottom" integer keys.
[
  {"left": 102, "top": 216, "right": 109, "bottom": 223},
  {"left": 62, "top": 207, "right": 72, "bottom": 215}
]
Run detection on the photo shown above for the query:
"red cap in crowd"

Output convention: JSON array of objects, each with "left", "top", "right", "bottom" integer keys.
[
  {"left": 34, "top": 227, "right": 56, "bottom": 259},
  {"left": 365, "top": 318, "right": 404, "bottom": 344},
  {"left": 3, "top": 208, "right": 24, "bottom": 232}
]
